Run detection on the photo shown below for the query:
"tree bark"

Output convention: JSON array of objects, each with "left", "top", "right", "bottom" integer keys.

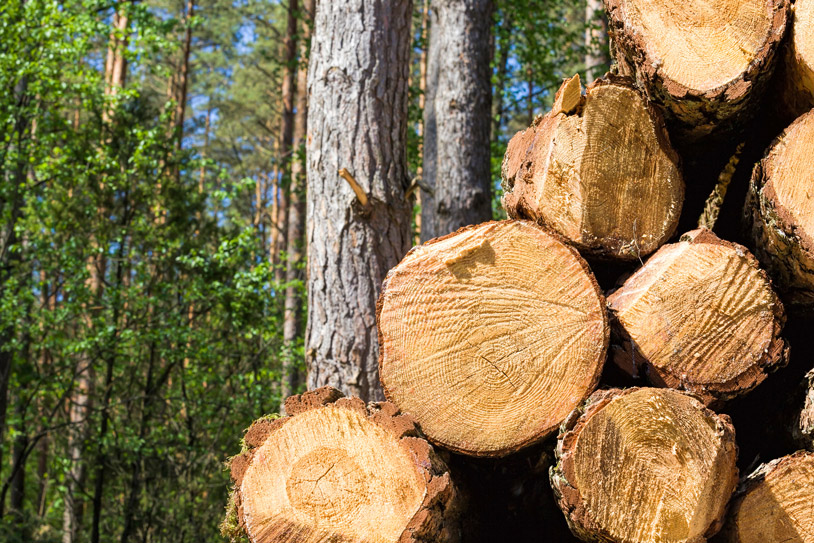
[
  {"left": 745, "top": 108, "right": 814, "bottom": 313},
  {"left": 305, "top": 0, "right": 413, "bottom": 402},
  {"left": 608, "top": 228, "right": 788, "bottom": 405},
  {"left": 378, "top": 221, "right": 608, "bottom": 456},
  {"left": 501, "top": 74, "right": 684, "bottom": 261},
  {"left": 584, "top": 0, "right": 608, "bottom": 81},
  {"left": 281, "top": 0, "right": 313, "bottom": 401},
  {"left": 420, "top": 0, "right": 493, "bottom": 242},
  {"left": 551, "top": 387, "right": 738, "bottom": 543},
  {"left": 605, "top": 0, "right": 789, "bottom": 143},
  {"left": 224, "top": 387, "right": 462, "bottom": 543},
  {"left": 420, "top": 3, "right": 440, "bottom": 241}
]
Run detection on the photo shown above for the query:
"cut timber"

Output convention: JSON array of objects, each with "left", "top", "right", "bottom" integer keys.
[
  {"left": 377, "top": 220, "right": 608, "bottom": 456},
  {"left": 551, "top": 388, "right": 739, "bottom": 543},
  {"left": 779, "top": 0, "right": 814, "bottom": 119},
  {"left": 798, "top": 368, "right": 814, "bottom": 449},
  {"left": 719, "top": 451, "right": 814, "bottom": 542},
  {"left": 746, "top": 109, "right": 814, "bottom": 311},
  {"left": 225, "top": 387, "right": 461, "bottom": 543},
  {"left": 607, "top": 228, "right": 788, "bottom": 405},
  {"left": 605, "top": 0, "right": 789, "bottom": 142},
  {"left": 501, "top": 74, "right": 683, "bottom": 261}
]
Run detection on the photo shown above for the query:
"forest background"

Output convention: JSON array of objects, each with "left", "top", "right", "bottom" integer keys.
[{"left": 0, "top": 0, "right": 609, "bottom": 541}]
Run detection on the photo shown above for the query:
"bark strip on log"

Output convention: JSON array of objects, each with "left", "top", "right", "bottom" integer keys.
[
  {"left": 378, "top": 220, "right": 608, "bottom": 457},
  {"left": 501, "top": 74, "right": 683, "bottom": 261},
  {"left": 551, "top": 387, "right": 739, "bottom": 543},
  {"left": 607, "top": 228, "right": 788, "bottom": 405},
  {"left": 745, "top": 109, "right": 814, "bottom": 312},
  {"left": 719, "top": 451, "right": 814, "bottom": 542},
  {"left": 224, "top": 387, "right": 461, "bottom": 543},
  {"left": 605, "top": 0, "right": 789, "bottom": 142}
]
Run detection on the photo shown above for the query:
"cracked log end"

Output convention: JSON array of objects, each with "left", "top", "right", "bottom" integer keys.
[
  {"left": 607, "top": 227, "right": 787, "bottom": 405},
  {"left": 377, "top": 220, "right": 608, "bottom": 457},
  {"left": 746, "top": 109, "right": 814, "bottom": 313},
  {"left": 501, "top": 74, "right": 683, "bottom": 262},
  {"left": 225, "top": 387, "right": 461, "bottom": 543},
  {"left": 551, "top": 388, "right": 738, "bottom": 543},
  {"left": 719, "top": 451, "right": 814, "bottom": 542},
  {"left": 605, "top": 0, "right": 788, "bottom": 141}
]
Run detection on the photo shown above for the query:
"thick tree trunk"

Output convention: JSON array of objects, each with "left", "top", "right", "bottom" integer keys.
[
  {"left": 225, "top": 387, "right": 462, "bottom": 543},
  {"left": 420, "top": 0, "right": 493, "bottom": 241},
  {"left": 745, "top": 109, "right": 814, "bottom": 312},
  {"left": 552, "top": 388, "right": 738, "bottom": 543},
  {"left": 502, "top": 74, "right": 684, "bottom": 261},
  {"left": 607, "top": 228, "right": 788, "bottom": 405},
  {"left": 378, "top": 221, "right": 608, "bottom": 456},
  {"left": 605, "top": 0, "right": 789, "bottom": 143},
  {"left": 719, "top": 452, "right": 814, "bottom": 542},
  {"left": 305, "top": 0, "right": 413, "bottom": 402},
  {"left": 584, "top": 0, "right": 608, "bottom": 81},
  {"left": 281, "top": 0, "right": 313, "bottom": 401}
]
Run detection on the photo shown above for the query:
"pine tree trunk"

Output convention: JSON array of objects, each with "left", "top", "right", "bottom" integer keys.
[
  {"left": 419, "top": 2, "right": 440, "bottom": 242},
  {"left": 225, "top": 387, "right": 462, "bottom": 543},
  {"left": 305, "top": 0, "right": 413, "bottom": 402},
  {"left": 420, "top": 0, "right": 493, "bottom": 241},
  {"left": 281, "top": 0, "right": 313, "bottom": 401},
  {"left": 605, "top": 0, "right": 789, "bottom": 143},
  {"left": 584, "top": 0, "right": 608, "bottom": 81},
  {"left": 551, "top": 387, "right": 738, "bottom": 543}
]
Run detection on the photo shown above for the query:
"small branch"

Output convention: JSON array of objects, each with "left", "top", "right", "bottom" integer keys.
[{"left": 338, "top": 168, "right": 368, "bottom": 206}]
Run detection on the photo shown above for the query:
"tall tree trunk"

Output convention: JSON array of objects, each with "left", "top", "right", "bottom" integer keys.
[
  {"left": 584, "top": 0, "right": 608, "bottom": 82},
  {"left": 173, "top": 0, "right": 195, "bottom": 151},
  {"left": 420, "top": 3, "right": 440, "bottom": 242},
  {"left": 274, "top": 0, "right": 299, "bottom": 284},
  {"left": 414, "top": 0, "right": 430, "bottom": 244},
  {"left": 281, "top": 0, "right": 313, "bottom": 401},
  {"left": 306, "top": 0, "right": 413, "bottom": 402},
  {"left": 63, "top": 8, "right": 127, "bottom": 541},
  {"left": 420, "top": 0, "right": 493, "bottom": 242}
]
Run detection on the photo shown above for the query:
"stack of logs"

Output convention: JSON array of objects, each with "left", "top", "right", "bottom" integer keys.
[{"left": 224, "top": 0, "right": 814, "bottom": 541}]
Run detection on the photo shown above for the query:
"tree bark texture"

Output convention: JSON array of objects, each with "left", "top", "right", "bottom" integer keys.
[
  {"left": 305, "top": 0, "right": 413, "bottom": 402},
  {"left": 420, "top": 0, "right": 493, "bottom": 243},
  {"left": 281, "top": 0, "right": 313, "bottom": 401}
]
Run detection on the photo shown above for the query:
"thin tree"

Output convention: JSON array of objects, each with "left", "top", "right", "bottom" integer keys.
[
  {"left": 306, "top": 0, "right": 413, "bottom": 401},
  {"left": 585, "top": 0, "right": 609, "bottom": 82},
  {"left": 281, "top": 0, "right": 313, "bottom": 401},
  {"left": 420, "top": 0, "right": 493, "bottom": 242}
]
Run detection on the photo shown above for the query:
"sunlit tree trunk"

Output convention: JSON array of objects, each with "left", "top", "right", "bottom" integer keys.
[{"left": 306, "top": 0, "right": 413, "bottom": 401}]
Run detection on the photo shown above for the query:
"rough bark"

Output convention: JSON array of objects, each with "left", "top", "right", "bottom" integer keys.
[
  {"left": 718, "top": 451, "right": 814, "bottom": 542},
  {"left": 378, "top": 220, "right": 608, "bottom": 456},
  {"left": 281, "top": 0, "right": 312, "bottom": 401},
  {"left": 607, "top": 228, "right": 788, "bottom": 406},
  {"left": 223, "top": 387, "right": 462, "bottom": 543},
  {"left": 551, "top": 387, "right": 739, "bottom": 543},
  {"left": 584, "top": 0, "right": 608, "bottom": 82},
  {"left": 745, "top": 108, "right": 814, "bottom": 312},
  {"left": 420, "top": 0, "right": 493, "bottom": 242},
  {"left": 305, "top": 0, "right": 413, "bottom": 402},
  {"left": 502, "top": 74, "right": 683, "bottom": 261},
  {"left": 605, "top": 0, "right": 789, "bottom": 143}
]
